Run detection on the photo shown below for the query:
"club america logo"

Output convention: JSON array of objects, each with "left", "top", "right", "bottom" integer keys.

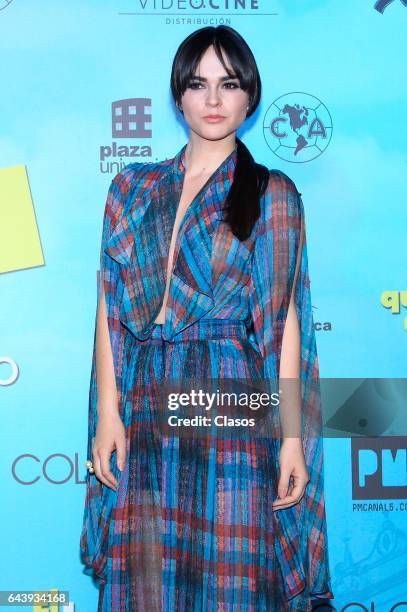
[{"left": 263, "top": 92, "right": 333, "bottom": 163}]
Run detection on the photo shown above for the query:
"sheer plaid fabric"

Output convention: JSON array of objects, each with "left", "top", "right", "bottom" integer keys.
[{"left": 79, "top": 139, "right": 334, "bottom": 611}]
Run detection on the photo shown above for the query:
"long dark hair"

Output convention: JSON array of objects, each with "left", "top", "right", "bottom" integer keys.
[{"left": 170, "top": 26, "right": 269, "bottom": 241}]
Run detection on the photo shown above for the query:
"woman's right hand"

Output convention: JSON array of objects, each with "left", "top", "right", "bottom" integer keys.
[{"left": 92, "top": 411, "right": 126, "bottom": 490}]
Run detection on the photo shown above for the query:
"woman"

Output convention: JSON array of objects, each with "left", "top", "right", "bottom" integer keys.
[{"left": 80, "top": 25, "right": 334, "bottom": 612}]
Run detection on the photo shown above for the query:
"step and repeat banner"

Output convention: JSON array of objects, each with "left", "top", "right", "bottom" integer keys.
[{"left": 1, "top": 0, "right": 406, "bottom": 610}]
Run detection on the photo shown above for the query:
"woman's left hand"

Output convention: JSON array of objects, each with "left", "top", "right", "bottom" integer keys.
[{"left": 272, "top": 438, "right": 310, "bottom": 511}]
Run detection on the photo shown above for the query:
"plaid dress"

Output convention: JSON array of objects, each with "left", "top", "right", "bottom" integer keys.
[{"left": 79, "top": 139, "right": 334, "bottom": 611}]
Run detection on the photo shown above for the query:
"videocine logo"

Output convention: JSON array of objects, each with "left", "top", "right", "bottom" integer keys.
[
  {"left": 374, "top": 0, "right": 407, "bottom": 12},
  {"left": 121, "top": 0, "right": 272, "bottom": 16},
  {"left": 352, "top": 437, "right": 407, "bottom": 499}
]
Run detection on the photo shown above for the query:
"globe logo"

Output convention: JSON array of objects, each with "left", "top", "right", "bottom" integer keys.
[
  {"left": 263, "top": 92, "right": 333, "bottom": 163},
  {"left": 0, "top": 0, "right": 13, "bottom": 9}
]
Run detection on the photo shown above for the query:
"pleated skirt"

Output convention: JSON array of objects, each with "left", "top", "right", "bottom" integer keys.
[{"left": 97, "top": 319, "right": 312, "bottom": 612}]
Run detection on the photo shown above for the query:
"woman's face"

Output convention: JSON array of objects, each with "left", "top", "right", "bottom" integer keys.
[{"left": 180, "top": 44, "right": 249, "bottom": 141}]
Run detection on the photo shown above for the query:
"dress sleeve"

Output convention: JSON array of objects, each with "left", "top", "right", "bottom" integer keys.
[
  {"left": 90, "top": 168, "right": 137, "bottom": 454},
  {"left": 249, "top": 170, "right": 334, "bottom": 600},
  {"left": 249, "top": 169, "right": 314, "bottom": 382},
  {"left": 80, "top": 166, "right": 137, "bottom": 581}
]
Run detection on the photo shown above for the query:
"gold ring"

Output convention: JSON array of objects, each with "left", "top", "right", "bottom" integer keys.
[{"left": 86, "top": 459, "right": 95, "bottom": 473}]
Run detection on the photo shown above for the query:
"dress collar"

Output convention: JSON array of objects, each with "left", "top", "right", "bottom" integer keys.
[{"left": 105, "top": 139, "right": 239, "bottom": 341}]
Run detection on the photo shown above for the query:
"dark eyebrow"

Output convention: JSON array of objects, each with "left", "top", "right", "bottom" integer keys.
[{"left": 190, "top": 75, "right": 239, "bottom": 82}]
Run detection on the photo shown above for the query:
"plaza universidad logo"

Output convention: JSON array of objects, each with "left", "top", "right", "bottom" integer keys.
[{"left": 99, "top": 98, "right": 152, "bottom": 174}]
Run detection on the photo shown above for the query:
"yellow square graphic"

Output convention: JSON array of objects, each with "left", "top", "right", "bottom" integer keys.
[{"left": 0, "top": 164, "right": 44, "bottom": 273}]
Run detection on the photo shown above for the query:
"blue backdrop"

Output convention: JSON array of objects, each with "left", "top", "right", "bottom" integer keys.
[{"left": 1, "top": 0, "right": 406, "bottom": 610}]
